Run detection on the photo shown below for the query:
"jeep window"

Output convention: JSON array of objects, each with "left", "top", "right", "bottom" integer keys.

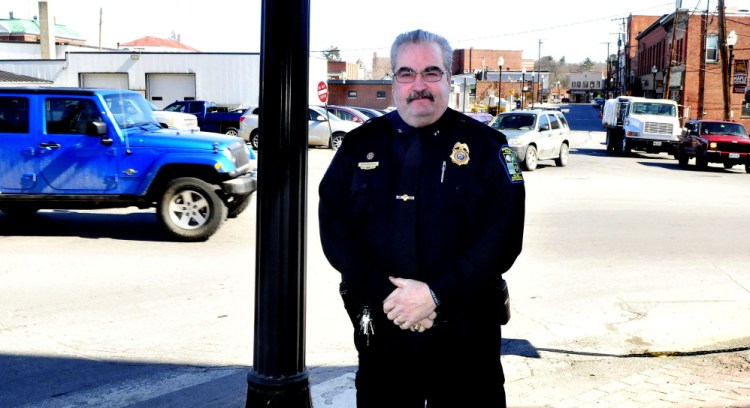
[
  {"left": 0, "top": 97, "right": 29, "bottom": 133},
  {"left": 46, "top": 98, "right": 103, "bottom": 134},
  {"left": 104, "top": 94, "right": 155, "bottom": 129}
]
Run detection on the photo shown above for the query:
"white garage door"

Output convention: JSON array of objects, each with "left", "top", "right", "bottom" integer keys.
[
  {"left": 80, "top": 73, "right": 129, "bottom": 89},
  {"left": 147, "top": 74, "right": 196, "bottom": 109}
]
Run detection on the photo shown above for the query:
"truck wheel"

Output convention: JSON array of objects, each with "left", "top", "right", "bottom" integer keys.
[
  {"left": 605, "top": 130, "right": 614, "bottom": 152},
  {"left": 330, "top": 132, "right": 345, "bottom": 151},
  {"left": 745, "top": 164, "right": 750, "bottom": 174},
  {"left": 554, "top": 143, "right": 569, "bottom": 167},
  {"left": 522, "top": 145, "right": 538, "bottom": 171},
  {"left": 618, "top": 137, "right": 630, "bottom": 156},
  {"left": 224, "top": 127, "right": 239, "bottom": 137},
  {"left": 158, "top": 177, "right": 227, "bottom": 241},
  {"left": 677, "top": 151, "right": 689, "bottom": 167},
  {"left": 226, "top": 194, "right": 253, "bottom": 218},
  {"left": 695, "top": 153, "right": 708, "bottom": 170}
]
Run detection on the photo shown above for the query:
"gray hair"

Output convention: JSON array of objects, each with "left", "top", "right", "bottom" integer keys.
[{"left": 390, "top": 29, "right": 453, "bottom": 73}]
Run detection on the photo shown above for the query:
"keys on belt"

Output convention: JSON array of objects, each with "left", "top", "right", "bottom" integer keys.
[{"left": 358, "top": 306, "right": 374, "bottom": 346}]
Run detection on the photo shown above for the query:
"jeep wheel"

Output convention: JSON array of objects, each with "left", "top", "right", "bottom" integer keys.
[
  {"left": 522, "top": 145, "right": 538, "bottom": 171},
  {"left": 224, "top": 127, "right": 239, "bottom": 137},
  {"left": 746, "top": 164, "right": 750, "bottom": 174},
  {"left": 330, "top": 132, "right": 345, "bottom": 151},
  {"left": 555, "top": 143, "right": 569, "bottom": 167},
  {"left": 226, "top": 194, "right": 253, "bottom": 218},
  {"left": 158, "top": 177, "right": 227, "bottom": 241}
]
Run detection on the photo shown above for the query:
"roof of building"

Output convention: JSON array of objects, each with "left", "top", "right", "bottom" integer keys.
[
  {"left": 119, "top": 36, "right": 200, "bottom": 52},
  {"left": 0, "top": 70, "right": 53, "bottom": 84},
  {"left": 0, "top": 18, "right": 84, "bottom": 41}
]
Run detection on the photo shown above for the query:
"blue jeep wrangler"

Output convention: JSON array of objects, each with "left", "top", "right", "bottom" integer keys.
[{"left": 0, "top": 88, "right": 257, "bottom": 241}]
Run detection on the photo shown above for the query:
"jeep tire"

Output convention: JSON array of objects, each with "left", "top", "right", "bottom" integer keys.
[{"left": 158, "top": 177, "right": 227, "bottom": 241}]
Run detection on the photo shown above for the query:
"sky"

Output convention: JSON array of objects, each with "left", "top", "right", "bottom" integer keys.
[{"left": 2, "top": 0, "right": 732, "bottom": 67}]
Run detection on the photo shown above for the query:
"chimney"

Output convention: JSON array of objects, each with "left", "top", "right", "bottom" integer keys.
[
  {"left": 9, "top": 11, "right": 14, "bottom": 19},
  {"left": 38, "top": 1, "right": 57, "bottom": 60}
]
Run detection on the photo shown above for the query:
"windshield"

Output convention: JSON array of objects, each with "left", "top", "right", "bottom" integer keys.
[
  {"left": 103, "top": 93, "right": 158, "bottom": 129},
  {"left": 699, "top": 122, "right": 748, "bottom": 137},
  {"left": 631, "top": 102, "right": 676, "bottom": 117},
  {"left": 491, "top": 114, "right": 536, "bottom": 130}
]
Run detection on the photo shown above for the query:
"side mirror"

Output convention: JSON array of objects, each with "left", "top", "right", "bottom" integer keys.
[
  {"left": 316, "top": 115, "right": 328, "bottom": 122},
  {"left": 539, "top": 124, "right": 550, "bottom": 131},
  {"left": 89, "top": 121, "right": 112, "bottom": 146}
]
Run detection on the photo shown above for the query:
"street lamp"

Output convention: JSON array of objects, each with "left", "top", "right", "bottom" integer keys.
[
  {"left": 521, "top": 67, "right": 526, "bottom": 109},
  {"left": 530, "top": 72, "right": 536, "bottom": 109},
  {"left": 651, "top": 65, "right": 658, "bottom": 99},
  {"left": 724, "top": 30, "right": 738, "bottom": 119},
  {"left": 497, "top": 56, "right": 504, "bottom": 113}
]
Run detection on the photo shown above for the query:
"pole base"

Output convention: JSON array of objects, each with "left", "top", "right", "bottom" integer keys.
[{"left": 245, "top": 369, "right": 312, "bottom": 408}]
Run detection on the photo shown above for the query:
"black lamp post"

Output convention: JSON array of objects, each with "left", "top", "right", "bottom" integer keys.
[
  {"left": 521, "top": 68, "right": 526, "bottom": 109},
  {"left": 651, "top": 65, "right": 658, "bottom": 99},
  {"left": 497, "top": 56, "right": 504, "bottom": 113}
]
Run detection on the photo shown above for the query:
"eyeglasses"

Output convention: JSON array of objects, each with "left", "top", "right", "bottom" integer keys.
[{"left": 393, "top": 67, "right": 447, "bottom": 83}]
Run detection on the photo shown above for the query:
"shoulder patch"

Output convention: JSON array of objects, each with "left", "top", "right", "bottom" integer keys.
[{"left": 499, "top": 146, "right": 524, "bottom": 184}]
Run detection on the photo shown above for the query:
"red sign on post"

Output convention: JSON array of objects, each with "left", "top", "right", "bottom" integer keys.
[{"left": 317, "top": 81, "right": 329, "bottom": 103}]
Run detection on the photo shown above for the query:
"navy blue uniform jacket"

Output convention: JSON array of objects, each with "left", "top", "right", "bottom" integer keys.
[{"left": 319, "top": 108, "right": 525, "bottom": 316}]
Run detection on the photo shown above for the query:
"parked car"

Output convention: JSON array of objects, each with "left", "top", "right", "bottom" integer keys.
[
  {"left": 324, "top": 105, "right": 369, "bottom": 124},
  {"left": 467, "top": 112, "right": 493, "bottom": 125},
  {"left": 489, "top": 110, "right": 571, "bottom": 171},
  {"left": 149, "top": 102, "right": 200, "bottom": 131},
  {"left": 351, "top": 106, "right": 383, "bottom": 119},
  {"left": 239, "top": 105, "right": 360, "bottom": 150},
  {"left": 0, "top": 88, "right": 256, "bottom": 241},
  {"left": 677, "top": 119, "right": 750, "bottom": 173}
]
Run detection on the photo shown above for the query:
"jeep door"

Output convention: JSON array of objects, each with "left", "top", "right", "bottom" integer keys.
[
  {"left": 0, "top": 96, "right": 36, "bottom": 192},
  {"left": 37, "top": 97, "right": 120, "bottom": 192}
]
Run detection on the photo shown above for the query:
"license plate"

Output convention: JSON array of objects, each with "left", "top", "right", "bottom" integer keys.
[
  {"left": 729, "top": 153, "right": 740, "bottom": 159},
  {"left": 652, "top": 141, "right": 662, "bottom": 146}
]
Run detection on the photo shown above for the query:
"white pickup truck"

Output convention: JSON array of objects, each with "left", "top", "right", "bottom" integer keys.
[
  {"left": 602, "top": 96, "right": 681, "bottom": 156},
  {"left": 149, "top": 102, "right": 199, "bottom": 131}
]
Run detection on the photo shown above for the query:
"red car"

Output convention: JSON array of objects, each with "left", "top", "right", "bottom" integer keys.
[{"left": 677, "top": 119, "right": 750, "bottom": 173}]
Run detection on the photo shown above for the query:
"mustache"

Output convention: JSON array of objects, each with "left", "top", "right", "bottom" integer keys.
[{"left": 406, "top": 90, "right": 435, "bottom": 103}]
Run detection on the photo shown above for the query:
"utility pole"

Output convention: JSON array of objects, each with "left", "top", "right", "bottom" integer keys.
[
  {"left": 602, "top": 42, "right": 611, "bottom": 98},
  {"left": 698, "top": 0, "right": 710, "bottom": 118},
  {"left": 665, "top": 9, "right": 679, "bottom": 100},
  {"left": 718, "top": 0, "right": 732, "bottom": 120}
]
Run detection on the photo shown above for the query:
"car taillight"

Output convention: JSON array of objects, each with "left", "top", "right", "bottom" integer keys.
[{"left": 240, "top": 117, "right": 245, "bottom": 124}]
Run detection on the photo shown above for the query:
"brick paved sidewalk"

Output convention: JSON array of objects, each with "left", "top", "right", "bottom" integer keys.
[{"left": 506, "top": 350, "right": 750, "bottom": 408}]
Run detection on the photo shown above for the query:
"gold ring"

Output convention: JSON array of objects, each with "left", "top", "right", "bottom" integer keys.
[{"left": 412, "top": 323, "right": 422, "bottom": 331}]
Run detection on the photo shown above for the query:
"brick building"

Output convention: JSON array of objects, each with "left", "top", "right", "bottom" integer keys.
[{"left": 628, "top": 8, "right": 749, "bottom": 128}]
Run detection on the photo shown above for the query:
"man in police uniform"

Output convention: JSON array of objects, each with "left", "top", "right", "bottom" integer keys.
[{"left": 319, "top": 29, "right": 525, "bottom": 408}]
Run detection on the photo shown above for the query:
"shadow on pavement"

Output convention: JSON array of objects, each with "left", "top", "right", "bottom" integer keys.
[
  {"left": 0, "top": 210, "right": 173, "bottom": 242},
  {"left": 0, "top": 353, "right": 356, "bottom": 408}
]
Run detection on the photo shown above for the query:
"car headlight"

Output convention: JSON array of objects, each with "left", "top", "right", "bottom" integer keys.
[
  {"left": 709, "top": 142, "right": 718, "bottom": 149},
  {"left": 507, "top": 138, "right": 524, "bottom": 146}
]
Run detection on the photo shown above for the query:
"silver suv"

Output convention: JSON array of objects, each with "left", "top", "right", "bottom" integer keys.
[
  {"left": 489, "top": 110, "right": 571, "bottom": 171},
  {"left": 238, "top": 106, "right": 359, "bottom": 150}
]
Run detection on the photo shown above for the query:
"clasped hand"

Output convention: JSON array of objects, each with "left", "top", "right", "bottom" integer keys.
[{"left": 382, "top": 276, "right": 437, "bottom": 333}]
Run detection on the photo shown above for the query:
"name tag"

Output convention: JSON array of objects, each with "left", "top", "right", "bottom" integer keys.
[{"left": 358, "top": 161, "right": 379, "bottom": 170}]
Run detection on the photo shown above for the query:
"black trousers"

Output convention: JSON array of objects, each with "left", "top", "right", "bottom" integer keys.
[{"left": 344, "top": 291, "right": 506, "bottom": 408}]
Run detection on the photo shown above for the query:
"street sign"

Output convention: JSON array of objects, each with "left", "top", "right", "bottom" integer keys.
[{"left": 317, "top": 81, "right": 328, "bottom": 103}]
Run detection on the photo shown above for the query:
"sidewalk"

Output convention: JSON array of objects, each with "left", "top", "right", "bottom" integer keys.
[{"left": 310, "top": 343, "right": 750, "bottom": 407}]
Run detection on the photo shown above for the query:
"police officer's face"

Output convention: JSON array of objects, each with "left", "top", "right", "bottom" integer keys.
[{"left": 392, "top": 42, "right": 450, "bottom": 128}]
